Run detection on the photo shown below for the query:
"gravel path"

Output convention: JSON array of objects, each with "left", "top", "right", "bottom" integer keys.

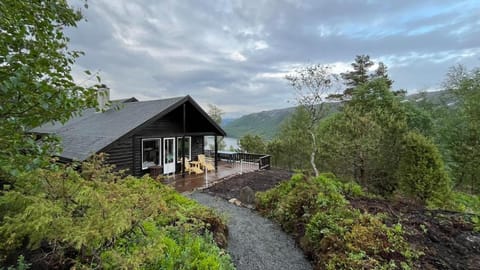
[{"left": 188, "top": 192, "right": 312, "bottom": 270}]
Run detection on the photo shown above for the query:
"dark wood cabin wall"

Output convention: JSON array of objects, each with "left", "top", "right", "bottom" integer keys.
[
  {"left": 104, "top": 101, "right": 223, "bottom": 177},
  {"left": 139, "top": 115, "right": 183, "bottom": 137},
  {"left": 105, "top": 135, "right": 134, "bottom": 174},
  {"left": 191, "top": 135, "right": 204, "bottom": 160},
  {"left": 132, "top": 136, "right": 142, "bottom": 176}
]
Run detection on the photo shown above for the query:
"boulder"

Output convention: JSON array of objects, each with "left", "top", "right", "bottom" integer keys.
[{"left": 239, "top": 186, "right": 255, "bottom": 205}]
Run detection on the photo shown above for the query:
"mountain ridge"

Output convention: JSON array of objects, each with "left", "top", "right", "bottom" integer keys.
[{"left": 223, "top": 90, "right": 450, "bottom": 140}]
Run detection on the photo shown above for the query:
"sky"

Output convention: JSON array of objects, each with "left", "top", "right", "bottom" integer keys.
[{"left": 67, "top": 0, "right": 480, "bottom": 118}]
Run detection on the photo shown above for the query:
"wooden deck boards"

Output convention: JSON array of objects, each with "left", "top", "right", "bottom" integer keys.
[{"left": 161, "top": 161, "right": 259, "bottom": 192}]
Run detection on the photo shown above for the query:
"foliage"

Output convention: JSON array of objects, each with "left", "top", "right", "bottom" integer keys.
[
  {"left": 239, "top": 134, "right": 266, "bottom": 153},
  {"left": 207, "top": 104, "right": 226, "bottom": 150},
  {"left": 1, "top": 256, "right": 30, "bottom": 270},
  {"left": 285, "top": 64, "right": 339, "bottom": 176},
  {"left": 332, "top": 55, "right": 393, "bottom": 100},
  {"left": 267, "top": 108, "right": 313, "bottom": 171},
  {"left": 318, "top": 78, "right": 408, "bottom": 194},
  {"left": 0, "top": 156, "right": 233, "bottom": 269},
  {"left": 446, "top": 191, "right": 480, "bottom": 216},
  {"left": 0, "top": 0, "right": 99, "bottom": 180},
  {"left": 442, "top": 65, "right": 480, "bottom": 193},
  {"left": 256, "top": 174, "right": 418, "bottom": 269},
  {"left": 396, "top": 132, "right": 451, "bottom": 204}
]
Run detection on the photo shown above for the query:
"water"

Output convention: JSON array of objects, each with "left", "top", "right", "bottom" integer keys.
[{"left": 205, "top": 136, "right": 239, "bottom": 151}]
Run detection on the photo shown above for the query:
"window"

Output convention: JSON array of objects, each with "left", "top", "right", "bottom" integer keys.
[
  {"left": 177, "top": 136, "right": 191, "bottom": 161},
  {"left": 142, "top": 138, "right": 160, "bottom": 169}
]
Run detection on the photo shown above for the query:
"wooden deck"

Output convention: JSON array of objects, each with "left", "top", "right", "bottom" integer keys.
[{"left": 161, "top": 160, "right": 259, "bottom": 192}]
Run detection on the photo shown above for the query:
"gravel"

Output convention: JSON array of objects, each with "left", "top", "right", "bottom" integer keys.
[{"left": 187, "top": 192, "right": 312, "bottom": 270}]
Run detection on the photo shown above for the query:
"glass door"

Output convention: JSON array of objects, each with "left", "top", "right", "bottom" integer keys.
[{"left": 163, "top": 137, "right": 175, "bottom": 174}]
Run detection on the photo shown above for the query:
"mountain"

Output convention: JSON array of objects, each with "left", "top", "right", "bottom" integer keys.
[
  {"left": 223, "top": 107, "right": 296, "bottom": 140},
  {"left": 223, "top": 90, "right": 452, "bottom": 140}
]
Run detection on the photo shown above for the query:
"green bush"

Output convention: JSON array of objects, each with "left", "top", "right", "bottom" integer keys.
[
  {"left": 101, "top": 223, "right": 234, "bottom": 270},
  {"left": 256, "top": 173, "right": 418, "bottom": 269},
  {"left": 0, "top": 155, "right": 233, "bottom": 269},
  {"left": 396, "top": 132, "right": 451, "bottom": 204}
]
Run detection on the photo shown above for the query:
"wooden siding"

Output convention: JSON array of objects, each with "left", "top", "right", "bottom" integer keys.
[
  {"left": 102, "top": 100, "right": 223, "bottom": 177},
  {"left": 191, "top": 135, "right": 204, "bottom": 160},
  {"left": 105, "top": 135, "right": 133, "bottom": 173}
]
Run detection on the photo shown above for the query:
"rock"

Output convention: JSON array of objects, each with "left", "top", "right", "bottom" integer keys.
[
  {"left": 239, "top": 186, "right": 255, "bottom": 205},
  {"left": 228, "top": 198, "right": 242, "bottom": 206}
]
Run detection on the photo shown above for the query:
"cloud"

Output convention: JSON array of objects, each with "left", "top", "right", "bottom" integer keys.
[{"left": 67, "top": 0, "right": 480, "bottom": 118}]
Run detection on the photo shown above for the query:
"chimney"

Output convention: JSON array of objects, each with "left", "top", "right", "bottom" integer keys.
[{"left": 97, "top": 85, "right": 110, "bottom": 111}]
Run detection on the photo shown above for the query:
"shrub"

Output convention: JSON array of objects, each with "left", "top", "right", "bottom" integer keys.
[
  {"left": 0, "top": 155, "right": 233, "bottom": 269},
  {"left": 396, "top": 132, "right": 451, "bottom": 204},
  {"left": 256, "top": 173, "right": 417, "bottom": 269}
]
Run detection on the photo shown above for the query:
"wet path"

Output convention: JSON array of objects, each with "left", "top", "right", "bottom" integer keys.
[{"left": 188, "top": 192, "right": 312, "bottom": 270}]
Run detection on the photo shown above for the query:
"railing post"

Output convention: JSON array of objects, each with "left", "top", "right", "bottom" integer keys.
[{"left": 240, "top": 159, "right": 243, "bottom": 175}]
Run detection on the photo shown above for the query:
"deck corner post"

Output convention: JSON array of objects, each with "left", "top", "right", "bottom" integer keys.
[
  {"left": 214, "top": 135, "right": 218, "bottom": 171},
  {"left": 182, "top": 103, "right": 186, "bottom": 177}
]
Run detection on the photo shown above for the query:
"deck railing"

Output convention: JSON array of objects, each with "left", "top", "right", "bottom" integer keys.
[{"left": 205, "top": 150, "right": 271, "bottom": 170}]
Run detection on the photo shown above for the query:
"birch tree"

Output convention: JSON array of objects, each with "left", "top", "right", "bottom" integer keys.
[{"left": 285, "top": 64, "right": 339, "bottom": 176}]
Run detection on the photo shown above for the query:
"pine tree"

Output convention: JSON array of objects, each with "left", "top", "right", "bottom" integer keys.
[{"left": 341, "top": 55, "right": 374, "bottom": 98}]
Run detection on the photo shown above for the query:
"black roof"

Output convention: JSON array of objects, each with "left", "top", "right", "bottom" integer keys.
[{"left": 32, "top": 96, "right": 226, "bottom": 161}]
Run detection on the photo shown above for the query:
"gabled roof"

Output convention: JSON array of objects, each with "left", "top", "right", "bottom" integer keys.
[{"left": 32, "top": 96, "right": 226, "bottom": 161}]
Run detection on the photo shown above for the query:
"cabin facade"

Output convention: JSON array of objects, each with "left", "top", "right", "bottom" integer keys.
[{"left": 32, "top": 95, "right": 226, "bottom": 177}]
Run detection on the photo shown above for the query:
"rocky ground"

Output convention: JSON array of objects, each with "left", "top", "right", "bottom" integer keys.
[{"left": 203, "top": 169, "right": 480, "bottom": 270}]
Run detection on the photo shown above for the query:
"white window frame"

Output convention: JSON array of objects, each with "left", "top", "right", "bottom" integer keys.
[
  {"left": 141, "top": 138, "right": 161, "bottom": 170},
  {"left": 177, "top": 136, "right": 191, "bottom": 161}
]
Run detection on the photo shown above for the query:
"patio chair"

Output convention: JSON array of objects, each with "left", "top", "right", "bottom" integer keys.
[
  {"left": 198, "top": 154, "right": 215, "bottom": 172},
  {"left": 184, "top": 159, "right": 203, "bottom": 175}
]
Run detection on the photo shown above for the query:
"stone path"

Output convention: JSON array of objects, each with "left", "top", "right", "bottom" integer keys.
[{"left": 188, "top": 192, "right": 312, "bottom": 270}]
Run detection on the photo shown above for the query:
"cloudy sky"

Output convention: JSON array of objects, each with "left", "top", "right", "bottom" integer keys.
[{"left": 68, "top": 0, "right": 480, "bottom": 118}]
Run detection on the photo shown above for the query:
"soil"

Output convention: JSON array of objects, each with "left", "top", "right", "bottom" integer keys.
[
  {"left": 203, "top": 169, "right": 480, "bottom": 270},
  {"left": 203, "top": 169, "right": 292, "bottom": 201}
]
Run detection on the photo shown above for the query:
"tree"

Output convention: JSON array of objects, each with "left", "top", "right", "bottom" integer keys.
[
  {"left": 0, "top": 0, "right": 99, "bottom": 181},
  {"left": 396, "top": 132, "right": 451, "bottom": 203},
  {"left": 341, "top": 55, "right": 374, "bottom": 97},
  {"left": 442, "top": 65, "right": 480, "bottom": 193},
  {"left": 371, "top": 62, "right": 393, "bottom": 88},
  {"left": 285, "top": 64, "right": 339, "bottom": 176},
  {"left": 330, "top": 55, "right": 394, "bottom": 100},
  {"left": 239, "top": 134, "right": 266, "bottom": 153},
  {"left": 206, "top": 104, "right": 226, "bottom": 150},
  {"left": 270, "top": 107, "right": 313, "bottom": 171},
  {"left": 207, "top": 104, "right": 223, "bottom": 126},
  {"left": 318, "top": 78, "right": 408, "bottom": 194}
]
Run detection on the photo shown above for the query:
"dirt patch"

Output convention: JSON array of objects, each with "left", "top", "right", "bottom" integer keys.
[
  {"left": 350, "top": 197, "right": 480, "bottom": 270},
  {"left": 204, "top": 169, "right": 292, "bottom": 200},
  {"left": 205, "top": 170, "right": 480, "bottom": 270}
]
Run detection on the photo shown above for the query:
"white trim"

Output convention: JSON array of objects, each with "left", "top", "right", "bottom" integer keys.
[
  {"left": 163, "top": 137, "right": 176, "bottom": 174},
  {"left": 141, "top": 138, "right": 161, "bottom": 170},
  {"left": 177, "top": 136, "right": 191, "bottom": 161}
]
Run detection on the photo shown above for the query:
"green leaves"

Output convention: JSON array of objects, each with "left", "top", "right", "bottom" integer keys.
[
  {"left": 0, "top": 0, "right": 99, "bottom": 178},
  {"left": 396, "top": 132, "right": 451, "bottom": 204},
  {"left": 0, "top": 155, "right": 233, "bottom": 268},
  {"left": 256, "top": 173, "right": 418, "bottom": 269}
]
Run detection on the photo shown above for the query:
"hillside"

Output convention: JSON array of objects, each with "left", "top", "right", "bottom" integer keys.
[
  {"left": 223, "top": 107, "right": 296, "bottom": 140},
  {"left": 224, "top": 90, "right": 451, "bottom": 140}
]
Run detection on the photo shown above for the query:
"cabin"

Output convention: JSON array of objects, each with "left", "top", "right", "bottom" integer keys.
[{"left": 31, "top": 91, "right": 226, "bottom": 177}]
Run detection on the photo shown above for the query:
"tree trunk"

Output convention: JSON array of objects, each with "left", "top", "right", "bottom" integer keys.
[{"left": 309, "top": 131, "right": 319, "bottom": 177}]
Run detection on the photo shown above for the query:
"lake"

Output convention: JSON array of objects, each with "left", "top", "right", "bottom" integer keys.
[{"left": 205, "top": 136, "right": 239, "bottom": 150}]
